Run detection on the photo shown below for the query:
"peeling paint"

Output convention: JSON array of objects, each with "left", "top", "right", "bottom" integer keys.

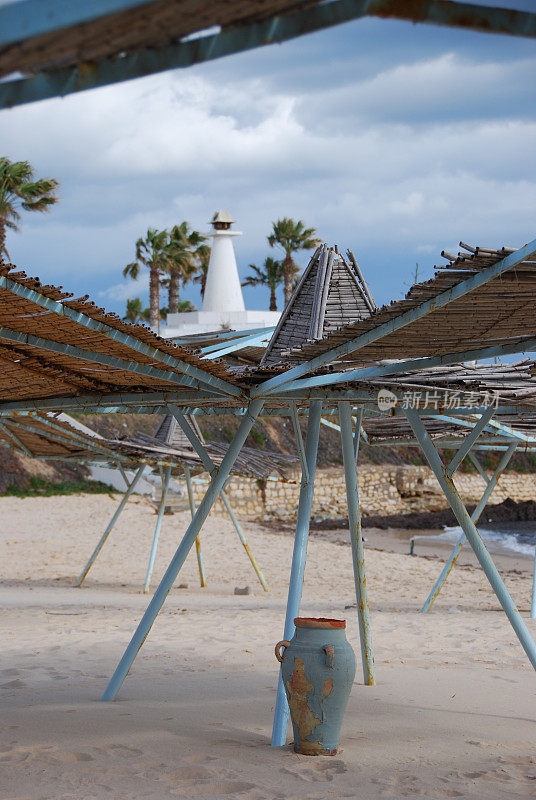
[
  {"left": 323, "top": 678, "right": 333, "bottom": 697},
  {"left": 285, "top": 657, "right": 322, "bottom": 751}
]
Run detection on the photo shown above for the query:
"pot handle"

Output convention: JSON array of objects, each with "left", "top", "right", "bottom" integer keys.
[
  {"left": 323, "top": 644, "right": 335, "bottom": 669},
  {"left": 275, "top": 640, "right": 291, "bottom": 663}
]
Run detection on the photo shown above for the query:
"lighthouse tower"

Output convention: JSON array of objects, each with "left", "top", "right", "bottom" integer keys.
[
  {"left": 202, "top": 210, "right": 245, "bottom": 313},
  {"left": 164, "top": 210, "right": 281, "bottom": 337}
]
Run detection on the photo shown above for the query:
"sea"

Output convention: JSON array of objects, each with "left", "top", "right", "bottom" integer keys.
[{"left": 440, "top": 521, "right": 536, "bottom": 558}]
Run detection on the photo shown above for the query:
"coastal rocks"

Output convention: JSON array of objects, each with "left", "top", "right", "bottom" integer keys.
[{"left": 361, "top": 497, "right": 536, "bottom": 530}]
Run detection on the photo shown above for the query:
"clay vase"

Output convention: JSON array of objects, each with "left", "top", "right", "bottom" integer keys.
[{"left": 275, "top": 617, "right": 356, "bottom": 755}]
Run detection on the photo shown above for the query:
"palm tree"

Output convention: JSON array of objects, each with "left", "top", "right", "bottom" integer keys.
[
  {"left": 164, "top": 222, "right": 206, "bottom": 313},
  {"left": 123, "top": 297, "right": 145, "bottom": 323},
  {"left": 193, "top": 243, "right": 211, "bottom": 299},
  {"left": 123, "top": 298, "right": 176, "bottom": 325},
  {"left": 0, "top": 157, "right": 59, "bottom": 261},
  {"left": 242, "top": 257, "right": 284, "bottom": 311},
  {"left": 268, "top": 217, "right": 320, "bottom": 305},
  {"left": 176, "top": 299, "right": 196, "bottom": 312},
  {"left": 123, "top": 228, "right": 169, "bottom": 331}
]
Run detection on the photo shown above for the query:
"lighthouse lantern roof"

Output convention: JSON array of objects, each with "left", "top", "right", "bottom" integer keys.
[{"left": 210, "top": 209, "right": 235, "bottom": 230}]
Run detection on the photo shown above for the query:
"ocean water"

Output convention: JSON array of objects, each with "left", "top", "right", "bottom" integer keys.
[{"left": 440, "top": 521, "right": 536, "bottom": 558}]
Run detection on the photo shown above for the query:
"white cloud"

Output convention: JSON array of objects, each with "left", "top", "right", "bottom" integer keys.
[
  {"left": 297, "top": 53, "right": 535, "bottom": 128},
  {"left": 0, "top": 48, "right": 534, "bottom": 312},
  {"left": 99, "top": 274, "right": 149, "bottom": 303}
]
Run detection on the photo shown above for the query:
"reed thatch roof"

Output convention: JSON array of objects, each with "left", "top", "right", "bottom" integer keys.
[
  {"left": 260, "top": 245, "right": 375, "bottom": 367},
  {"left": 2, "top": 239, "right": 536, "bottom": 416},
  {"left": 258, "top": 243, "right": 536, "bottom": 371},
  {"left": 0, "top": 411, "right": 296, "bottom": 478},
  {"left": 0, "top": 262, "right": 238, "bottom": 406}
]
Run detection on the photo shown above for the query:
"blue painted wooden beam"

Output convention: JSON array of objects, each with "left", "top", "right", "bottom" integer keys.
[
  {"left": 201, "top": 329, "right": 275, "bottom": 359},
  {"left": 174, "top": 327, "right": 274, "bottom": 346},
  {"left": 2, "top": 1, "right": 535, "bottom": 108},
  {"left": 199, "top": 327, "right": 275, "bottom": 354},
  {"left": 0, "top": 391, "right": 218, "bottom": 414}
]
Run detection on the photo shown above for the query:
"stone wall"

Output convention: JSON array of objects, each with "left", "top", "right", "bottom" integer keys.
[{"left": 174, "top": 465, "right": 536, "bottom": 521}]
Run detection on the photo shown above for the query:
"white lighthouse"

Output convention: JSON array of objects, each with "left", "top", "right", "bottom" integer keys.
[
  {"left": 164, "top": 210, "right": 281, "bottom": 337},
  {"left": 201, "top": 210, "right": 245, "bottom": 313}
]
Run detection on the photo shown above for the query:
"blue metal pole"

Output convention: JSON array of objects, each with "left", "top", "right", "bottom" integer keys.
[
  {"left": 446, "top": 406, "right": 496, "bottom": 476},
  {"left": 101, "top": 399, "right": 264, "bottom": 701},
  {"left": 117, "top": 464, "right": 129, "bottom": 488},
  {"left": 469, "top": 451, "right": 491, "bottom": 483},
  {"left": 220, "top": 489, "right": 268, "bottom": 591},
  {"left": 532, "top": 549, "right": 536, "bottom": 619},
  {"left": 143, "top": 465, "right": 171, "bottom": 594},
  {"left": 405, "top": 407, "right": 536, "bottom": 671},
  {"left": 421, "top": 443, "right": 517, "bottom": 612},
  {"left": 353, "top": 407, "right": 364, "bottom": 462},
  {"left": 184, "top": 466, "right": 206, "bottom": 588},
  {"left": 289, "top": 402, "right": 309, "bottom": 484},
  {"left": 75, "top": 464, "right": 145, "bottom": 587},
  {"left": 339, "top": 402, "right": 374, "bottom": 685},
  {"left": 0, "top": 420, "right": 33, "bottom": 456},
  {"left": 271, "top": 400, "right": 322, "bottom": 747}
]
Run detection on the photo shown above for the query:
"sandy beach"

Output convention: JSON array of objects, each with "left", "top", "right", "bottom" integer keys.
[{"left": 1, "top": 492, "right": 536, "bottom": 799}]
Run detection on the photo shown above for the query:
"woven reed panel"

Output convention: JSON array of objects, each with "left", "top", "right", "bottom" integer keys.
[
  {"left": 0, "top": 411, "right": 296, "bottom": 478},
  {"left": 0, "top": 264, "right": 241, "bottom": 402}
]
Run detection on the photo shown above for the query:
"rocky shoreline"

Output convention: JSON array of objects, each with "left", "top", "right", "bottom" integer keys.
[{"left": 309, "top": 497, "right": 536, "bottom": 531}]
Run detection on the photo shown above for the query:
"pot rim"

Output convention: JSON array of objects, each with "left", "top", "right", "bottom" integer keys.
[{"left": 294, "top": 617, "right": 346, "bottom": 629}]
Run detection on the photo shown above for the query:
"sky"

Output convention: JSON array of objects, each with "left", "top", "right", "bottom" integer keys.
[{"left": 0, "top": 5, "right": 535, "bottom": 320}]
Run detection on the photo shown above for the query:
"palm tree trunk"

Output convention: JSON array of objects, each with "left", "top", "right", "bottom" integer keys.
[
  {"left": 168, "top": 267, "right": 180, "bottom": 314},
  {"left": 0, "top": 221, "right": 6, "bottom": 263},
  {"left": 200, "top": 267, "right": 208, "bottom": 299},
  {"left": 283, "top": 252, "right": 293, "bottom": 306},
  {"left": 269, "top": 284, "right": 277, "bottom": 311},
  {"left": 149, "top": 266, "right": 160, "bottom": 330}
]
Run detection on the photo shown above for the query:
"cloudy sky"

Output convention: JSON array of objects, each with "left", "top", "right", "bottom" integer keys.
[{"left": 1, "top": 5, "right": 535, "bottom": 318}]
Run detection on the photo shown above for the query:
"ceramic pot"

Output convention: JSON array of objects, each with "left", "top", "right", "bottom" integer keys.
[{"left": 275, "top": 617, "right": 356, "bottom": 755}]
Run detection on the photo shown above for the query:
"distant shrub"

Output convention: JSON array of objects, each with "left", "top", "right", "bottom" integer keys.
[
  {"left": 249, "top": 428, "right": 267, "bottom": 447},
  {"left": 3, "top": 477, "right": 117, "bottom": 498}
]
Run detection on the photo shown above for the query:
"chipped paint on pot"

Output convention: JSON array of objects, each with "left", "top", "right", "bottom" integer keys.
[{"left": 275, "top": 617, "right": 356, "bottom": 755}]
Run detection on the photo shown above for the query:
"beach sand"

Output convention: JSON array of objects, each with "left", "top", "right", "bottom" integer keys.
[{"left": 1, "top": 493, "right": 535, "bottom": 799}]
